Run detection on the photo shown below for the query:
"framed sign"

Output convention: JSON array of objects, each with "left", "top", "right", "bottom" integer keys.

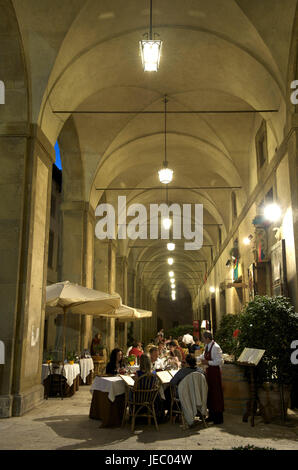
[
  {"left": 254, "top": 227, "right": 268, "bottom": 262},
  {"left": 237, "top": 348, "right": 265, "bottom": 366},
  {"left": 248, "top": 264, "right": 256, "bottom": 301},
  {"left": 271, "top": 239, "right": 287, "bottom": 297}
]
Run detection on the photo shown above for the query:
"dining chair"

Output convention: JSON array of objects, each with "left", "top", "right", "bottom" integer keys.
[
  {"left": 122, "top": 373, "right": 161, "bottom": 432},
  {"left": 48, "top": 362, "right": 65, "bottom": 399},
  {"left": 169, "top": 384, "right": 186, "bottom": 426},
  {"left": 175, "top": 372, "right": 208, "bottom": 428}
]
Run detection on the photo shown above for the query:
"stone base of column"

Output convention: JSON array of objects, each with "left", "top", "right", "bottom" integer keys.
[
  {"left": 12, "top": 384, "right": 44, "bottom": 417},
  {"left": 0, "top": 395, "right": 13, "bottom": 418}
]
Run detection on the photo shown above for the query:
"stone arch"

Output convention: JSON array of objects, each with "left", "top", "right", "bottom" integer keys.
[{"left": 58, "top": 115, "right": 84, "bottom": 202}]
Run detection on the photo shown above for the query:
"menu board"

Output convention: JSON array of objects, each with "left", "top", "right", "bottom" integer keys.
[
  {"left": 237, "top": 348, "right": 265, "bottom": 366},
  {"left": 156, "top": 370, "right": 173, "bottom": 384},
  {"left": 119, "top": 374, "right": 135, "bottom": 386}
]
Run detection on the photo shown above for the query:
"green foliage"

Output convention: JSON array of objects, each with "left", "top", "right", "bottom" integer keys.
[
  {"left": 236, "top": 296, "right": 298, "bottom": 385},
  {"left": 215, "top": 314, "right": 241, "bottom": 355},
  {"left": 67, "top": 351, "right": 75, "bottom": 361},
  {"left": 165, "top": 324, "right": 194, "bottom": 339}
]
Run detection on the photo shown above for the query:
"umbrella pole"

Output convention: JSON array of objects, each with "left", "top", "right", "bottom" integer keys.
[{"left": 62, "top": 307, "right": 67, "bottom": 364}]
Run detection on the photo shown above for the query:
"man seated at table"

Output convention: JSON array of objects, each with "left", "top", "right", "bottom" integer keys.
[
  {"left": 149, "top": 346, "right": 165, "bottom": 370},
  {"left": 170, "top": 355, "right": 204, "bottom": 387},
  {"left": 164, "top": 355, "right": 205, "bottom": 413},
  {"left": 157, "top": 341, "right": 167, "bottom": 357},
  {"left": 166, "top": 341, "right": 182, "bottom": 368},
  {"left": 105, "top": 348, "right": 126, "bottom": 375}
]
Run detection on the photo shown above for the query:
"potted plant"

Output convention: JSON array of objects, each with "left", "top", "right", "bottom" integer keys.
[
  {"left": 215, "top": 314, "right": 241, "bottom": 357},
  {"left": 235, "top": 295, "right": 298, "bottom": 420},
  {"left": 67, "top": 352, "right": 75, "bottom": 365},
  {"left": 127, "top": 354, "right": 136, "bottom": 366},
  {"left": 46, "top": 354, "right": 53, "bottom": 365}
]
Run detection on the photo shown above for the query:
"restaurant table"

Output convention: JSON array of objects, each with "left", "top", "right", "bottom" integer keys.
[
  {"left": 89, "top": 376, "right": 126, "bottom": 426},
  {"left": 89, "top": 371, "right": 178, "bottom": 426},
  {"left": 42, "top": 363, "right": 80, "bottom": 398},
  {"left": 79, "top": 358, "right": 94, "bottom": 385}
]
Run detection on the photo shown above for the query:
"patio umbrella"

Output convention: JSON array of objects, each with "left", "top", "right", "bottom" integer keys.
[
  {"left": 46, "top": 281, "right": 121, "bottom": 360},
  {"left": 115, "top": 306, "right": 152, "bottom": 322}
]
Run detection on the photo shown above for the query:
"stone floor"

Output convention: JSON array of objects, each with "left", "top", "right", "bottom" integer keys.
[{"left": 0, "top": 385, "right": 298, "bottom": 450}]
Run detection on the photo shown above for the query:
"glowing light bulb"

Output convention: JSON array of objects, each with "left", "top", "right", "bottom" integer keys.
[
  {"left": 158, "top": 167, "right": 173, "bottom": 184},
  {"left": 167, "top": 243, "right": 175, "bottom": 251},
  {"left": 264, "top": 203, "right": 281, "bottom": 222},
  {"left": 140, "top": 39, "right": 162, "bottom": 72},
  {"left": 162, "top": 217, "right": 172, "bottom": 230}
]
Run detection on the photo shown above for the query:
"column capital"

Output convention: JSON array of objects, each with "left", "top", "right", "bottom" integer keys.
[{"left": 29, "top": 124, "right": 55, "bottom": 165}]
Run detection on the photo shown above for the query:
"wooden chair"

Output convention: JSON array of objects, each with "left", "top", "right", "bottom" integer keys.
[
  {"left": 48, "top": 363, "right": 65, "bottom": 399},
  {"left": 169, "top": 384, "right": 186, "bottom": 426},
  {"left": 122, "top": 373, "right": 161, "bottom": 432},
  {"left": 170, "top": 374, "right": 207, "bottom": 429}
]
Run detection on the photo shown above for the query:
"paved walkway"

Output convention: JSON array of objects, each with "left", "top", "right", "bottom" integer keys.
[{"left": 0, "top": 385, "right": 298, "bottom": 450}]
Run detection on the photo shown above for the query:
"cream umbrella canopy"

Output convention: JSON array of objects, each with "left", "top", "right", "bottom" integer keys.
[
  {"left": 115, "top": 306, "right": 152, "bottom": 322},
  {"left": 46, "top": 281, "right": 121, "bottom": 360}
]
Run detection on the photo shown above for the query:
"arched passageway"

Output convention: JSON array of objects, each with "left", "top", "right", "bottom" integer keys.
[{"left": 0, "top": 0, "right": 298, "bottom": 417}]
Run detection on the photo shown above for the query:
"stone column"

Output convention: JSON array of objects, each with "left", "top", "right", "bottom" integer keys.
[
  {"left": 116, "top": 256, "right": 128, "bottom": 349},
  {"left": 133, "top": 278, "right": 142, "bottom": 342},
  {"left": 60, "top": 201, "right": 94, "bottom": 354},
  {"left": 81, "top": 205, "right": 95, "bottom": 350},
  {"left": 127, "top": 269, "right": 135, "bottom": 307},
  {"left": 285, "top": 126, "right": 298, "bottom": 308},
  {"left": 0, "top": 124, "right": 55, "bottom": 417},
  {"left": 94, "top": 239, "right": 117, "bottom": 353}
]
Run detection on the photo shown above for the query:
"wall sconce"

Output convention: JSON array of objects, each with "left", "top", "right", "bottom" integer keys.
[
  {"left": 243, "top": 234, "right": 253, "bottom": 245},
  {"left": 264, "top": 203, "right": 281, "bottom": 223}
]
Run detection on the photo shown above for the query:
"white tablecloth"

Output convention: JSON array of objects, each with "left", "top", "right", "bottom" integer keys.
[
  {"left": 90, "top": 376, "right": 125, "bottom": 402},
  {"left": 90, "top": 370, "right": 178, "bottom": 402},
  {"left": 79, "top": 358, "right": 94, "bottom": 383},
  {"left": 42, "top": 363, "right": 80, "bottom": 387}
]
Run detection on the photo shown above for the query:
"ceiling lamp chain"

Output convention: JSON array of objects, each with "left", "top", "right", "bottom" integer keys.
[
  {"left": 139, "top": 0, "right": 162, "bottom": 72},
  {"left": 158, "top": 95, "right": 173, "bottom": 184}
]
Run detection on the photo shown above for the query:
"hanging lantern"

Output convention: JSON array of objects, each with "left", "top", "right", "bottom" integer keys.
[{"left": 140, "top": 39, "right": 162, "bottom": 72}]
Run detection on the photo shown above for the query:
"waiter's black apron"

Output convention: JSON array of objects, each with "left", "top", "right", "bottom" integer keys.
[{"left": 204, "top": 341, "right": 224, "bottom": 413}]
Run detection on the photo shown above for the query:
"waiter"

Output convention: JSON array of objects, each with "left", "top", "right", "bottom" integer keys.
[{"left": 199, "top": 330, "right": 224, "bottom": 424}]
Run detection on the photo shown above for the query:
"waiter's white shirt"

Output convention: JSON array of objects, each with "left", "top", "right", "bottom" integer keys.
[
  {"left": 182, "top": 333, "right": 194, "bottom": 345},
  {"left": 199, "top": 341, "right": 223, "bottom": 367}
]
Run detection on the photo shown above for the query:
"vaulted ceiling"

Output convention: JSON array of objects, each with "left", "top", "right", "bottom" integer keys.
[{"left": 12, "top": 0, "right": 297, "bottom": 300}]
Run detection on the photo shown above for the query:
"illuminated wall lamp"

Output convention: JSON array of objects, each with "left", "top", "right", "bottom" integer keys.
[{"left": 243, "top": 234, "right": 253, "bottom": 245}]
